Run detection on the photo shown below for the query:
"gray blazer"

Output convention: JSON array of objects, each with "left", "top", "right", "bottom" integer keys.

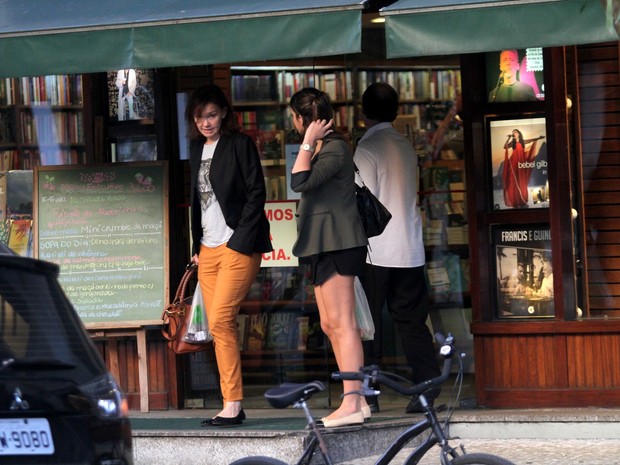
[{"left": 290, "top": 135, "right": 367, "bottom": 258}]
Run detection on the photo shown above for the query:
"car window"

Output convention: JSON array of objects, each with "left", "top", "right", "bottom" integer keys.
[{"left": 0, "top": 259, "right": 105, "bottom": 382}]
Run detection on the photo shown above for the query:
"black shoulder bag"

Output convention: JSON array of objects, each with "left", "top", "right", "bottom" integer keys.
[{"left": 354, "top": 163, "right": 392, "bottom": 238}]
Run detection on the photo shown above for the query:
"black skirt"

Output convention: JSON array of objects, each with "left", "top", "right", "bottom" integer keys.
[{"left": 301, "top": 246, "right": 367, "bottom": 285}]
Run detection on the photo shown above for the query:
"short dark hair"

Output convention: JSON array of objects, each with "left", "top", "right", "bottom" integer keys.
[
  {"left": 289, "top": 87, "right": 334, "bottom": 128},
  {"left": 362, "top": 82, "right": 399, "bottom": 123},
  {"left": 185, "top": 85, "right": 237, "bottom": 139}
]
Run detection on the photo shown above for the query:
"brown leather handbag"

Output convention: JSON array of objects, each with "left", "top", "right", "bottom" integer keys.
[{"left": 161, "top": 264, "right": 211, "bottom": 354}]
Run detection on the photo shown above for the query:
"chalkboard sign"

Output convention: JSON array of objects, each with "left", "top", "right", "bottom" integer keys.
[{"left": 34, "top": 162, "right": 168, "bottom": 328}]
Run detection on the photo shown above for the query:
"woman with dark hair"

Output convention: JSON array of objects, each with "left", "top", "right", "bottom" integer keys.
[
  {"left": 289, "top": 88, "right": 370, "bottom": 428},
  {"left": 186, "top": 85, "right": 272, "bottom": 427},
  {"left": 502, "top": 128, "right": 545, "bottom": 208}
]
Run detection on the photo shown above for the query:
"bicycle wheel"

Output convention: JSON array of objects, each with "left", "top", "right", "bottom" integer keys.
[
  {"left": 449, "top": 452, "right": 516, "bottom": 465},
  {"left": 230, "top": 457, "right": 289, "bottom": 465}
]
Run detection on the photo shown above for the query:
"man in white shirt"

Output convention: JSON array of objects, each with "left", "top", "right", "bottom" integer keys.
[{"left": 354, "top": 83, "right": 440, "bottom": 413}]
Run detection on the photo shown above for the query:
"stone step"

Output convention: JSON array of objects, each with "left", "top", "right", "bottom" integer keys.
[{"left": 130, "top": 407, "right": 620, "bottom": 465}]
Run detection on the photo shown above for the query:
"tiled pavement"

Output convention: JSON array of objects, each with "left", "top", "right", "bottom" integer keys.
[{"left": 340, "top": 439, "right": 620, "bottom": 465}]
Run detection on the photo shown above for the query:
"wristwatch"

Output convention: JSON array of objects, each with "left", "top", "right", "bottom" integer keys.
[{"left": 301, "top": 143, "right": 315, "bottom": 153}]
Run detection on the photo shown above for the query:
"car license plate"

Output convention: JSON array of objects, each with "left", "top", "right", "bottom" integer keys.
[{"left": 0, "top": 418, "right": 54, "bottom": 455}]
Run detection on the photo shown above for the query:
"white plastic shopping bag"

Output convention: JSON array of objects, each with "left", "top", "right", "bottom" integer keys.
[
  {"left": 354, "top": 277, "right": 375, "bottom": 341},
  {"left": 183, "top": 286, "right": 213, "bottom": 343}
]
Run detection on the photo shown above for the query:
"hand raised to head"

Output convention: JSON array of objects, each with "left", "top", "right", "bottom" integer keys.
[{"left": 304, "top": 119, "right": 334, "bottom": 145}]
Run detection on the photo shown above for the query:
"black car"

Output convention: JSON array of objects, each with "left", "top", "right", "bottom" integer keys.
[{"left": 0, "top": 248, "right": 133, "bottom": 464}]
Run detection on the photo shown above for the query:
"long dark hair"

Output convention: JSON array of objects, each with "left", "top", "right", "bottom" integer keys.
[
  {"left": 512, "top": 129, "right": 525, "bottom": 147},
  {"left": 185, "top": 85, "right": 237, "bottom": 139},
  {"left": 289, "top": 87, "right": 334, "bottom": 129}
]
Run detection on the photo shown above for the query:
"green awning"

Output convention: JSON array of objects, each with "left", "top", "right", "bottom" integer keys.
[
  {"left": 0, "top": 0, "right": 365, "bottom": 78},
  {"left": 381, "top": 0, "right": 620, "bottom": 58}
]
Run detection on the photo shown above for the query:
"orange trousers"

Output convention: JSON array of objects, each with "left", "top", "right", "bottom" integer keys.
[{"left": 198, "top": 243, "right": 261, "bottom": 403}]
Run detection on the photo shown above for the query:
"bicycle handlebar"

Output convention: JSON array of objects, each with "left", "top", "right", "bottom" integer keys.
[{"left": 332, "top": 332, "right": 456, "bottom": 397}]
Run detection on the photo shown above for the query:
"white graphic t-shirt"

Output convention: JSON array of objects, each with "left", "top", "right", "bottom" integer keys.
[{"left": 198, "top": 141, "right": 233, "bottom": 247}]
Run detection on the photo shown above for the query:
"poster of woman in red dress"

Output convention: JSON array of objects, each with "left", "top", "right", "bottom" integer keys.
[
  {"left": 490, "top": 117, "right": 548, "bottom": 210},
  {"left": 503, "top": 129, "right": 545, "bottom": 207}
]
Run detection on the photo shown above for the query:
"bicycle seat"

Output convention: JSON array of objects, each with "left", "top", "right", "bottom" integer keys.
[{"left": 264, "top": 381, "right": 326, "bottom": 409}]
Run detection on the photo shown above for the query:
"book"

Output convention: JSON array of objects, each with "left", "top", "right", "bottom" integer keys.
[
  {"left": 0, "top": 172, "right": 6, "bottom": 219},
  {"left": 424, "top": 218, "right": 444, "bottom": 246},
  {"left": 244, "top": 128, "right": 284, "bottom": 160},
  {"left": 423, "top": 166, "right": 450, "bottom": 192},
  {"left": 285, "top": 144, "right": 301, "bottom": 200},
  {"left": 0, "top": 219, "right": 10, "bottom": 245},
  {"left": 301, "top": 266, "right": 315, "bottom": 301},
  {"left": 264, "top": 175, "right": 286, "bottom": 201},
  {"left": 322, "top": 73, "right": 337, "bottom": 99},
  {"left": 245, "top": 268, "right": 265, "bottom": 301},
  {"left": 283, "top": 267, "right": 303, "bottom": 301},
  {"left": 0, "top": 151, "right": 16, "bottom": 170},
  {"left": 0, "top": 111, "right": 15, "bottom": 145},
  {"left": 265, "top": 312, "right": 296, "bottom": 350},
  {"left": 305, "top": 319, "right": 325, "bottom": 350},
  {"left": 265, "top": 267, "right": 287, "bottom": 302},
  {"left": 446, "top": 214, "right": 468, "bottom": 245},
  {"left": 295, "top": 316, "right": 309, "bottom": 350},
  {"left": 246, "top": 313, "right": 269, "bottom": 351},
  {"left": 8, "top": 219, "right": 32, "bottom": 256},
  {"left": 6, "top": 170, "right": 33, "bottom": 219},
  {"left": 236, "top": 314, "right": 249, "bottom": 351},
  {"left": 461, "top": 259, "right": 471, "bottom": 293},
  {"left": 444, "top": 253, "right": 463, "bottom": 294},
  {"left": 426, "top": 259, "right": 451, "bottom": 294}
]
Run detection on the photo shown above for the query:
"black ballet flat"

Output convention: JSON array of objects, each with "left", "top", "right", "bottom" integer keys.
[{"left": 201, "top": 409, "right": 246, "bottom": 427}]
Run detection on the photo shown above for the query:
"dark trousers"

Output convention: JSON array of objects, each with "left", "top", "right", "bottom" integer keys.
[{"left": 360, "top": 263, "right": 440, "bottom": 384}]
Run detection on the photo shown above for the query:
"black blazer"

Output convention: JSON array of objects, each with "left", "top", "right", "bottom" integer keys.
[{"left": 189, "top": 132, "right": 272, "bottom": 256}]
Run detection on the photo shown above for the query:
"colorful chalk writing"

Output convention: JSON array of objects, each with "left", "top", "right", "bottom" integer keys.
[{"left": 35, "top": 162, "right": 168, "bottom": 326}]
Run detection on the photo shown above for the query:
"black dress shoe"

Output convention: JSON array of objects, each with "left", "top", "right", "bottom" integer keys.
[{"left": 201, "top": 409, "right": 246, "bottom": 427}]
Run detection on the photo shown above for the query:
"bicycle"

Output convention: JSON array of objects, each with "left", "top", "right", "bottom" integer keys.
[{"left": 230, "top": 333, "right": 515, "bottom": 465}]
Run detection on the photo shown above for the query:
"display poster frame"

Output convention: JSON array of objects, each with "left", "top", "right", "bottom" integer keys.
[
  {"left": 111, "top": 135, "right": 158, "bottom": 163},
  {"left": 492, "top": 224, "right": 554, "bottom": 320},
  {"left": 486, "top": 47, "right": 545, "bottom": 103},
  {"left": 487, "top": 114, "right": 548, "bottom": 211},
  {"left": 107, "top": 68, "right": 155, "bottom": 122}
]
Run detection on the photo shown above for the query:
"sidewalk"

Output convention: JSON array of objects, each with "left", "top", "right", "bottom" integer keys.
[{"left": 340, "top": 439, "right": 620, "bottom": 465}]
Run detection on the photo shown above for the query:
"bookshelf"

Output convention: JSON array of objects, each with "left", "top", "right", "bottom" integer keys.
[
  {"left": 0, "top": 75, "right": 90, "bottom": 169},
  {"left": 231, "top": 66, "right": 355, "bottom": 131},
  {"left": 230, "top": 65, "right": 461, "bottom": 133},
  {"left": 420, "top": 158, "right": 468, "bottom": 301},
  {"left": 242, "top": 128, "right": 290, "bottom": 201},
  {"left": 0, "top": 75, "right": 90, "bottom": 258},
  {"left": 419, "top": 154, "right": 473, "bottom": 372}
]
